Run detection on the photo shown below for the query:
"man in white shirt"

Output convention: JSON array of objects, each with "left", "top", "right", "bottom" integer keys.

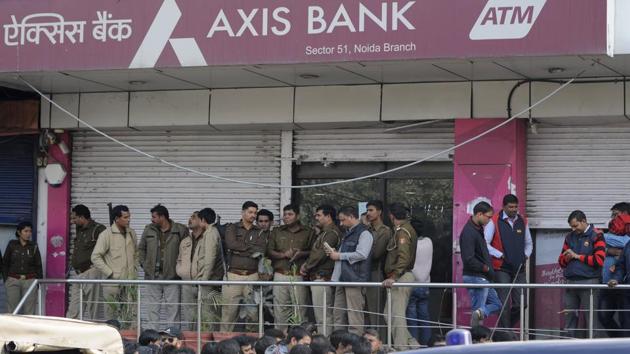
[
  {"left": 406, "top": 230, "right": 433, "bottom": 345},
  {"left": 483, "top": 194, "right": 532, "bottom": 330}
]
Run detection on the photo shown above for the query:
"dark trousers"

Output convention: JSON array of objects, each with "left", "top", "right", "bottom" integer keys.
[
  {"left": 621, "top": 294, "right": 630, "bottom": 336},
  {"left": 564, "top": 278, "right": 600, "bottom": 338},
  {"left": 494, "top": 270, "right": 527, "bottom": 329},
  {"left": 598, "top": 289, "right": 625, "bottom": 337}
]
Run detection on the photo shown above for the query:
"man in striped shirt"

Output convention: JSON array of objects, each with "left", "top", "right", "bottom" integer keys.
[{"left": 558, "top": 210, "right": 606, "bottom": 338}]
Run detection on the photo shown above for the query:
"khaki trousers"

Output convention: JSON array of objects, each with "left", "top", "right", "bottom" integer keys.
[
  {"left": 366, "top": 268, "right": 386, "bottom": 337},
  {"left": 66, "top": 267, "right": 102, "bottom": 320},
  {"left": 386, "top": 272, "right": 419, "bottom": 350},
  {"left": 333, "top": 286, "right": 365, "bottom": 335},
  {"left": 221, "top": 272, "right": 259, "bottom": 332},
  {"left": 182, "top": 285, "right": 222, "bottom": 331},
  {"left": 6, "top": 277, "right": 37, "bottom": 315},
  {"left": 272, "top": 272, "right": 308, "bottom": 332},
  {"left": 310, "top": 279, "right": 334, "bottom": 335},
  {"left": 145, "top": 283, "right": 180, "bottom": 330}
]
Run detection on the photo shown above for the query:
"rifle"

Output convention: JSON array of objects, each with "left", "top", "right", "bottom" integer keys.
[{"left": 107, "top": 203, "right": 113, "bottom": 226}]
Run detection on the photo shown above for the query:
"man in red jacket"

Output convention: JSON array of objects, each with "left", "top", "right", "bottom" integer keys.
[{"left": 609, "top": 202, "right": 630, "bottom": 236}]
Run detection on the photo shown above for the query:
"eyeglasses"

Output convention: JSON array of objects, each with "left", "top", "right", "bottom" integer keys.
[{"left": 162, "top": 337, "right": 175, "bottom": 343}]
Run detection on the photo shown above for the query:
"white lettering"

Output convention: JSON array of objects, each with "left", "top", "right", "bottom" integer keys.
[
  {"left": 359, "top": 3, "right": 388, "bottom": 32},
  {"left": 392, "top": 1, "right": 416, "bottom": 31},
  {"left": 262, "top": 8, "right": 268, "bottom": 36},
  {"left": 308, "top": 6, "right": 326, "bottom": 34},
  {"left": 207, "top": 9, "right": 235, "bottom": 37},
  {"left": 272, "top": 7, "right": 291, "bottom": 36},
  {"left": 327, "top": 4, "right": 356, "bottom": 33},
  {"left": 236, "top": 8, "right": 258, "bottom": 37},
  {"left": 3, "top": 13, "right": 87, "bottom": 46},
  {"left": 384, "top": 41, "right": 416, "bottom": 52},
  {"left": 470, "top": 0, "right": 547, "bottom": 40},
  {"left": 91, "top": 11, "right": 132, "bottom": 42},
  {"left": 305, "top": 45, "right": 334, "bottom": 55},
  {"left": 354, "top": 43, "right": 381, "bottom": 53}
]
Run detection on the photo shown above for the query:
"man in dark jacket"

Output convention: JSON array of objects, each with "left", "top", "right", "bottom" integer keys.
[
  {"left": 139, "top": 204, "right": 189, "bottom": 329},
  {"left": 558, "top": 210, "right": 605, "bottom": 338},
  {"left": 66, "top": 204, "right": 106, "bottom": 320},
  {"left": 460, "top": 201, "right": 501, "bottom": 327}
]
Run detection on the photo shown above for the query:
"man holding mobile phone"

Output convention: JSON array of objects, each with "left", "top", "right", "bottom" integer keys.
[{"left": 300, "top": 204, "right": 341, "bottom": 335}]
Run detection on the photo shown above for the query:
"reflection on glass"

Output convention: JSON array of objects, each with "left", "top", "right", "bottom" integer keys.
[{"left": 296, "top": 179, "right": 380, "bottom": 226}]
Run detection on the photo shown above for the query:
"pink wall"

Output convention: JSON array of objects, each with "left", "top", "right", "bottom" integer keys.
[
  {"left": 45, "top": 132, "right": 71, "bottom": 316},
  {"left": 452, "top": 118, "right": 527, "bottom": 326}
]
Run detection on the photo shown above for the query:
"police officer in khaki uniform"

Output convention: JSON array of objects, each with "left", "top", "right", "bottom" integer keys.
[
  {"left": 221, "top": 201, "right": 267, "bottom": 332},
  {"left": 91, "top": 205, "right": 137, "bottom": 320},
  {"left": 300, "top": 204, "right": 341, "bottom": 335},
  {"left": 382, "top": 203, "right": 419, "bottom": 350},
  {"left": 3, "top": 221, "right": 42, "bottom": 315},
  {"left": 365, "top": 200, "right": 393, "bottom": 336},
  {"left": 66, "top": 205, "right": 106, "bottom": 320},
  {"left": 267, "top": 204, "right": 314, "bottom": 332},
  {"left": 139, "top": 204, "right": 189, "bottom": 329}
]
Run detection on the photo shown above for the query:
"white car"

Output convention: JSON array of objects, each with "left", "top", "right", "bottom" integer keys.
[{"left": 0, "top": 315, "right": 123, "bottom": 354}]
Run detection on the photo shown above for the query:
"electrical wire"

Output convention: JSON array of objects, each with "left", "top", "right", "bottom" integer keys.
[{"left": 20, "top": 72, "right": 582, "bottom": 189}]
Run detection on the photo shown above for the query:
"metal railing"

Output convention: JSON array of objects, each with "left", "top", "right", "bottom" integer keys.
[{"left": 13, "top": 279, "right": 630, "bottom": 349}]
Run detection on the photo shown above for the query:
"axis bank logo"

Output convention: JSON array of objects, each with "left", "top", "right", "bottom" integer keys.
[{"left": 469, "top": 0, "right": 547, "bottom": 40}]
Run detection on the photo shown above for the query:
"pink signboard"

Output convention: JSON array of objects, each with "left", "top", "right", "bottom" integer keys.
[{"left": 0, "top": 0, "right": 606, "bottom": 72}]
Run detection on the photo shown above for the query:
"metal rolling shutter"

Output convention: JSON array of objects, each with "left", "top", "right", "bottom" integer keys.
[
  {"left": 71, "top": 130, "right": 282, "bottom": 231},
  {"left": 527, "top": 125, "right": 630, "bottom": 229},
  {"left": 0, "top": 135, "right": 36, "bottom": 224},
  {"left": 293, "top": 122, "right": 454, "bottom": 162}
]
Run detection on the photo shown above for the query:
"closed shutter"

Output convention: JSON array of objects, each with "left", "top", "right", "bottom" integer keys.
[
  {"left": 293, "top": 122, "right": 454, "bottom": 162},
  {"left": 527, "top": 125, "right": 630, "bottom": 229},
  {"left": 0, "top": 135, "right": 36, "bottom": 225},
  {"left": 71, "top": 130, "right": 282, "bottom": 232}
]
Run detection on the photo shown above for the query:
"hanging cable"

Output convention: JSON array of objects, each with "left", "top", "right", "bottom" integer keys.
[{"left": 20, "top": 71, "right": 582, "bottom": 190}]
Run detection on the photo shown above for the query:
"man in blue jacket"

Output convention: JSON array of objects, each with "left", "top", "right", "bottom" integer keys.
[{"left": 606, "top": 240, "right": 630, "bottom": 336}]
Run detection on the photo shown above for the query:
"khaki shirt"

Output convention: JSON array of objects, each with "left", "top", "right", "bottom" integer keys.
[
  {"left": 91, "top": 224, "right": 137, "bottom": 280},
  {"left": 369, "top": 221, "right": 393, "bottom": 272},
  {"left": 139, "top": 220, "right": 188, "bottom": 280},
  {"left": 225, "top": 221, "right": 266, "bottom": 272},
  {"left": 176, "top": 226, "right": 224, "bottom": 281},
  {"left": 267, "top": 222, "right": 314, "bottom": 272},
  {"left": 71, "top": 220, "right": 106, "bottom": 273},
  {"left": 302, "top": 223, "right": 342, "bottom": 279},
  {"left": 383, "top": 221, "right": 417, "bottom": 280}
]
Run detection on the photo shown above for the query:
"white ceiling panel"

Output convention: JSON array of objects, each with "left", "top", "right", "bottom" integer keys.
[
  {"left": 494, "top": 56, "right": 619, "bottom": 79},
  {"left": 66, "top": 69, "right": 205, "bottom": 91},
  {"left": 160, "top": 66, "right": 289, "bottom": 88},
  {"left": 0, "top": 72, "right": 120, "bottom": 93},
  {"left": 246, "top": 64, "right": 376, "bottom": 86},
  {"left": 338, "top": 61, "right": 466, "bottom": 83}
]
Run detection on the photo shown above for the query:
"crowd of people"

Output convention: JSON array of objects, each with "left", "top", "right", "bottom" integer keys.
[
  {"left": 116, "top": 320, "right": 517, "bottom": 354},
  {"left": 2, "top": 193, "right": 630, "bottom": 348},
  {"left": 118, "top": 321, "right": 446, "bottom": 354}
]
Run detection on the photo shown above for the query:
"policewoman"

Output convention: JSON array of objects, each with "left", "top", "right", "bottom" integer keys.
[{"left": 3, "top": 221, "right": 43, "bottom": 314}]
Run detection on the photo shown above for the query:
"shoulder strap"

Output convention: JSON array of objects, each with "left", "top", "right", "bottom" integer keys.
[{"left": 397, "top": 226, "right": 412, "bottom": 240}]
